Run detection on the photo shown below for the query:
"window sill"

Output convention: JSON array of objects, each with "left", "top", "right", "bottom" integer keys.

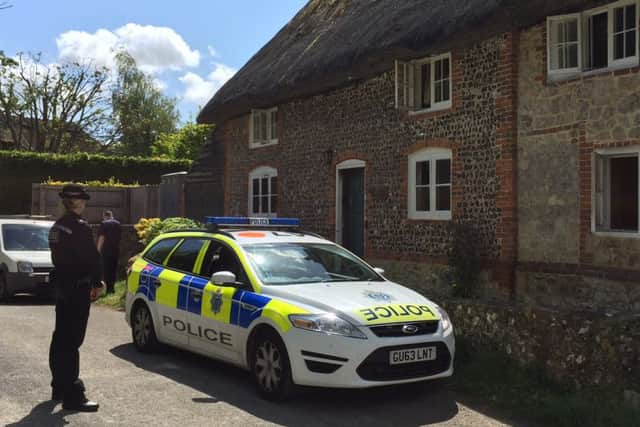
[
  {"left": 593, "top": 231, "right": 640, "bottom": 239},
  {"left": 249, "top": 139, "right": 278, "bottom": 149},
  {"left": 408, "top": 212, "right": 452, "bottom": 221},
  {"left": 548, "top": 60, "right": 640, "bottom": 84},
  {"left": 408, "top": 103, "right": 452, "bottom": 117}
]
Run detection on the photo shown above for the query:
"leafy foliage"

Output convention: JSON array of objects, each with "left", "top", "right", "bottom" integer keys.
[
  {"left": 446, "top": 221, "right": 482, "bottom": 298},
  {"left": 135, "top": 217, "right": 202, "bottom": 245},
  {"left": 44, "top": 176, "right": 140, "bottom": 188},
  {"left": 111, "top": 52, "right": 179, "bottom": 156},
  {"left": 151, "top": 123, "right": 213, "bottom": 160},
  {"left": 0, "top": 52, "right": 111, "bottom": 153}
]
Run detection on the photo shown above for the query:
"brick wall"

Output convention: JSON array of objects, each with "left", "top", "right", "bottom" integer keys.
[{"left": 219, "top": 34, "right": 517, "bottom": 298}]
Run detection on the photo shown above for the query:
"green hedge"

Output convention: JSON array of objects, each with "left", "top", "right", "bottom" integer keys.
[{"left": 0, "top": 150, "right": 192, "bottom": 214}]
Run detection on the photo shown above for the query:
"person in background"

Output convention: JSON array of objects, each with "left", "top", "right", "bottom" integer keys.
[
  {"left": 97, "top": 210, "right": 121, "bottom": 294},
  {"left": 49, "top": 184, "right": 103, "bottom": 411}
]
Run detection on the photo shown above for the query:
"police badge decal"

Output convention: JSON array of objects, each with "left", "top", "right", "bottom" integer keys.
[{"left": 211, "top": 289, "right": 223, "bottom": 314}]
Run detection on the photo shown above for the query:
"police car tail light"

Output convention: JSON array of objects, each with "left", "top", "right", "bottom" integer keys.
[
  {"left": 289, "top": 313, "right": 367, "bottom": 339},
  {"left": 17, "top": 261, "right": 34, "bottom": 273}
]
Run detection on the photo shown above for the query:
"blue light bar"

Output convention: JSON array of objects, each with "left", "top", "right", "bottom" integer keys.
[{"left": 205, "top": 217, "right": 300, "bottom": 227}]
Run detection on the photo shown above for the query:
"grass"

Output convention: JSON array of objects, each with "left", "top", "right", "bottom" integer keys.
[
  {"left": 449, "top": 338, "right": 640, "bottom": 427},
  {"left": 95, "top": 279, "right": 127, "bottom": 310}
]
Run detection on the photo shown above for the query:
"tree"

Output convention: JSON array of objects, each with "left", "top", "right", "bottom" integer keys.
[
  {"left": 151, "top": 123, "right": 213, "bottom": 160},
  {"left": 111, "top": 51, "right": 179, "bottom": 156},
  {"left": 0, "top": 52, "right": 110, "bottom": 153}
]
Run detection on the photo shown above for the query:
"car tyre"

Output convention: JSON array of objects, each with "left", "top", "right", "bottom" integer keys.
[
  {"left": 131, "top": 302, "right": 159, "bottom": 353},
  {"left": 252, "top": 330, "right": 295, "bottom": 401}
]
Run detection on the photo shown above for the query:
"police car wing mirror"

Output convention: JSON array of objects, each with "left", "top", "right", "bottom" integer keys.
[
  {"left": 373, "top": 267, "right": 385, "bottom": 275},
  {"left": 211, "top": 271, "right": 236, "bottom": 286}
]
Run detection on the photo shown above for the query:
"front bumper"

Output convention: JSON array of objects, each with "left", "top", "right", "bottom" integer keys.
[
  {"left": 284, "top": 323, "right": 455, "bottom": 388},
  {"left": 6, "top": 271, "right": 52, "bottom": 295}
]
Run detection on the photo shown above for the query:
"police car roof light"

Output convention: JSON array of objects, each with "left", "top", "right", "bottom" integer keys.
[{"left": 205, "top": 217, "right": 300, "bottom": 228}]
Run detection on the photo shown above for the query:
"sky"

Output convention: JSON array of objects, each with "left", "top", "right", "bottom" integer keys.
[{"left": 0, "top": 0, "right": 307, "bottom": 122}]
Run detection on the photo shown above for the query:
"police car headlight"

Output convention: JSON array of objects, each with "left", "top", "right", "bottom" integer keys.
[
  {"left": 289, "top": 313, "right": 367, "bottom": 339},
  {"left": 17, "top": 261, "right": 34, "bottom": 274},
  {"left": 434, "top": 305, "right": 452, "bottom": 333}
]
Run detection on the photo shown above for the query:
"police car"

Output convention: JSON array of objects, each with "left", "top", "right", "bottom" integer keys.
[{"left": 125, "top": 217, "right": 454, "bottom": 400}]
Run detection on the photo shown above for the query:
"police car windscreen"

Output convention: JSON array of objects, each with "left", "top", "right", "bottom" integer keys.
[
  {"left": 242, "top": 243, "right": 383, "bottom": 286},
  {"left": 2, "top": 224, "right": 51, "bottom": 251}
]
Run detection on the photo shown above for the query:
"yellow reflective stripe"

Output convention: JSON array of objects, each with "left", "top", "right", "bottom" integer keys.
[
  {"left": 194, "top": 240, "right": 211, "bottom": 275},
  {"left": 214, "top": 234, "right": 262, "bottom": 293},
  {"left": 262, "top": 299, "right": 309, "bottom": 333},
  {"left": 200, "top": 283, "right": 235, "bottom": 322},
  {"left": 155, "top": 269, "right": 184, "bottom": 308},
  {"left": 127, "top": 258, "right": 147, "bottom": 294},
  {"left": 355, "top": 304, "right": 438, "bottom": 325},
  {"left": 162, "top": 238, "right": 184, "bottom": 265}
]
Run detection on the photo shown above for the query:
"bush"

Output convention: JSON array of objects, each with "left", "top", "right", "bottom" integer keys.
[
  {"left": 135, "top": 217, "right": 202, "bottom": 245},
  {"left": 45, "top": 176, "right": 140, "bottom": 188},
  {"left": 446, "top": 221, "right": 482, "bottom": 298}
]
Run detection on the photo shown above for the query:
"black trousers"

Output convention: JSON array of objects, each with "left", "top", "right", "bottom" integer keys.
[
  {"left": 49, "top": 284, "right": 91, "bottom": 400},
  {"left": 102, "top": 252, "right": 119, "bottom": 292}
]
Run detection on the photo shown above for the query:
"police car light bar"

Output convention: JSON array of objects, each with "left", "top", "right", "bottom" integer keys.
[{"left": 205, "top": 217, "right": 300, "bottom": 228}]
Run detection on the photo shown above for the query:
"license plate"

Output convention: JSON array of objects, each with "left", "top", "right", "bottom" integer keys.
[{"left": 389, "top": 346, "right": 436, "bottom": 365}]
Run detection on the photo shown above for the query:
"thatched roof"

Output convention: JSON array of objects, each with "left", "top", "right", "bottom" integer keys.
[{"left": 197, "top": 0, "right": 608, "bottom": 124}]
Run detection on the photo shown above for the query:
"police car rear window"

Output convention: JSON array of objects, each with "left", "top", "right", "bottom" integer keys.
[
  {"left": 166, "top": 238, "right": 207, "bottom": 273},
  {"left": 144, "top": 238, "right": 181, "bottom": 265}
]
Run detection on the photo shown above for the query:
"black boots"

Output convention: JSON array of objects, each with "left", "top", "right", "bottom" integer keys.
[{"left": 51, "top": 378, "right": 99, "bottom": 412}]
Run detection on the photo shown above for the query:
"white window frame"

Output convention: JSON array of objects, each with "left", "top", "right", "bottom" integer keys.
[
  {"left": 547, "top": 14, "right": 583, "bottom": 76},
  {"left": 408, "top": 148, "right": 452, "bottom": 221},
  {"left": 547, "top": 0, "right": 639, "bottom": 81},
  {"left": 248, "top": 166, "right": 278, "bottom": 218},
  {"left": 249, "top": 107, "right": 278, "bottom": 148},
  {"left": 395, "top": 53, "right": 452, "bottom": 114},
  {"left": 592, "top": 146, "right": 640, "bottom": 236}
]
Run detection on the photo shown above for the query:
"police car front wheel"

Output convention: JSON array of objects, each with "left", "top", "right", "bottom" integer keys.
[
  {"left": 132, "top": 302, "right": 159, "bottom": 353},
  {"left": 252, "top": 330, "right": 294, "bottom": 401}
]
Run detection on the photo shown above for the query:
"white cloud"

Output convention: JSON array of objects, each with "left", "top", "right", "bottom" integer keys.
[
  {"left": 179, "top": 63, "right": 236, "bottom": 105},
  {"left": 56, "top": 23, "right": 200, "bottom": 73},
  {"left": 152, "top": 78, "right": 168, "bottom": 91},
  {"left": 207, "top": 45, "right": 217, "bottom": 58}
]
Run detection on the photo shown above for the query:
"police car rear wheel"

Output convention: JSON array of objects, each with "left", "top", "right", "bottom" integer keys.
[
  {"left": 253, "top": 331, "right": 294, "bottom": 401},
  {"left": 132, "top": 303, "right": 158, "bottom": 352}
]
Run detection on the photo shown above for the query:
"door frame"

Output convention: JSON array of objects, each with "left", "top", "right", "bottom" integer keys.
[{"left": 335, "top": 159, "right": 366, "bottom": 251}]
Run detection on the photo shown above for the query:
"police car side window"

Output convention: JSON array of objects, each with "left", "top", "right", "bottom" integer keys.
[
  {"left": 201, "top": 241, "right": 248, "bottom": 285},
  {"left": 166, "top": 238, "right": 207, "bottom": 274},
  {"left": 144, "top": 238, "right": 181, "bottom": 265}
]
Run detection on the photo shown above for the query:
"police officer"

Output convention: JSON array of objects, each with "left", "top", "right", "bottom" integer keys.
[
  {"left": 97, "top": 210, "right": 121, "bottom": 294},
  {"left": 48, "top": 184, "right": 104, "bottom": 412}
]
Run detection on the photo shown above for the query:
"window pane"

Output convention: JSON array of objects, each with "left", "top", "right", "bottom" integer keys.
[
  {"left": 416, "top": 161, "right": 429, "bottom": 185},
  {"left": 615, "top": 33, "right": 625, "bottom": 59},
  {"left": 435, "top": 59, "right": 442, "bottom": 80},
  {"left": 261, "top": 177, "right": 269, "bottom": 195},
  {"left": 261, "top": 195, "right": 269, "bottom": 214},
  {"left": 436, "top": 186, "right": 451, "bottom": 211},
  {"left": 145, "top": 238, "right": 180, "bottom": 265},
  {"left": 253, "top": 178, "right": 260, "bottom": 195},
  {"left": 589, "top": 13, "right": 609, "bottom": 68},
  {"left": 615, "top": 7, "right": 625, "bottom": 32},
  {"left": 442, "top": 79, "right": 450, "bottom": 102},
  {"left": 567, "top": 43, "right": 578, "bottom": 68},
  {"left": 271, "top": 195, "right": 278, "bottom": 213},
  {"left": 627, "top": 30, "right": 637, "bottom": 58},
  {"left": 442, "top": 58, "right": 450, "bottom": 78},
  {"left": 568, "top": 19, "right": 578, "bottom": 41},
  {"left": 416, "top": 187, "right": 430, "bottom": 211},
  {"left": 270, "top": 110, "right": 277, "bottom": 139},
  {"left": 260, "top": 113, "right": 267, "bottom": 140},
  {"left": 436, "top": 159, "right": 451, "bottom": 184},
  {"left": 271, "top": 176, "right": 278, "bottom": 195},
  {"left": 421, "top": 63, "right": 430, "bottom": 109},
  {"left": 610, "top": 156, "right": 638, "bottom": 231},
  {"left": 626, "top": 5, "right": 636, "bottom": 30},
  {"left": 167, "top": 238, "right": 206, "bottom": 273},
  {"left": 556, "top": 21, "right": 566, "bottom": 43},
  {"left": 252, "top": 196, "right": 260, "bottom": 213}
]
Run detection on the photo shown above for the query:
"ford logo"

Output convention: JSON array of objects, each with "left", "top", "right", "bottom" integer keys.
[{"left": 402, "top": 324, "right": 419, "bottom": 334}]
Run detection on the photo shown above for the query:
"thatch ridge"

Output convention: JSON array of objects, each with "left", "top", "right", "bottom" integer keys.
[{"left": 197, "top": 0, "right": 608, "bottom": 124}]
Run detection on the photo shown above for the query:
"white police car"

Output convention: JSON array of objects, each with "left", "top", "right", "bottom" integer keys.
[{"left": 125, "top": 217, "right": 454, "bottom": 400}]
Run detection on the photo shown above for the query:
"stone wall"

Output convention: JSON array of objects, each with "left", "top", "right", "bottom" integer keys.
[
  {"left": 444, "top": 299, "right": 640, "bottom": 392},
  {"left": 220, "top": 34, "right": 519, "bottom": 297},
  {"left": 516, "top": 22, "right": 640, "bottom": 314}
]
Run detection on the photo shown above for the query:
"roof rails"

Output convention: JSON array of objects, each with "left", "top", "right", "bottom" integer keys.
[{"left": 205, "top": 217, "right": 300, "bottom": 229}]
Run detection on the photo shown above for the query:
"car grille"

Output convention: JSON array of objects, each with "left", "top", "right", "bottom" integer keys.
[
  {"left": 356, "top": 342, "right": 451, "bottom": 381},
  {"left": 370, "top": 321, "right": 439, "bottom": 338},
  {"left": 33, "top": 267, "right": 53, "bottom": 274}
]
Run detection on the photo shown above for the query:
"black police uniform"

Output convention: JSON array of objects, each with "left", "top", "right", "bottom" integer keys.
[
  {"left": 48, "top": 186, "right": 101, "bottom": 411},
  {"left": 98, "top": 217, "right": 121, "bottom": 293}
]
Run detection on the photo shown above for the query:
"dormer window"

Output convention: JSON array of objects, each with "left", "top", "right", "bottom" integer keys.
[
  {"left": 395, "top": 53, "right": 452, "bottom": 114},
  {"left": 250, "top": 107, "right": 278, "bottom": 148}
]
